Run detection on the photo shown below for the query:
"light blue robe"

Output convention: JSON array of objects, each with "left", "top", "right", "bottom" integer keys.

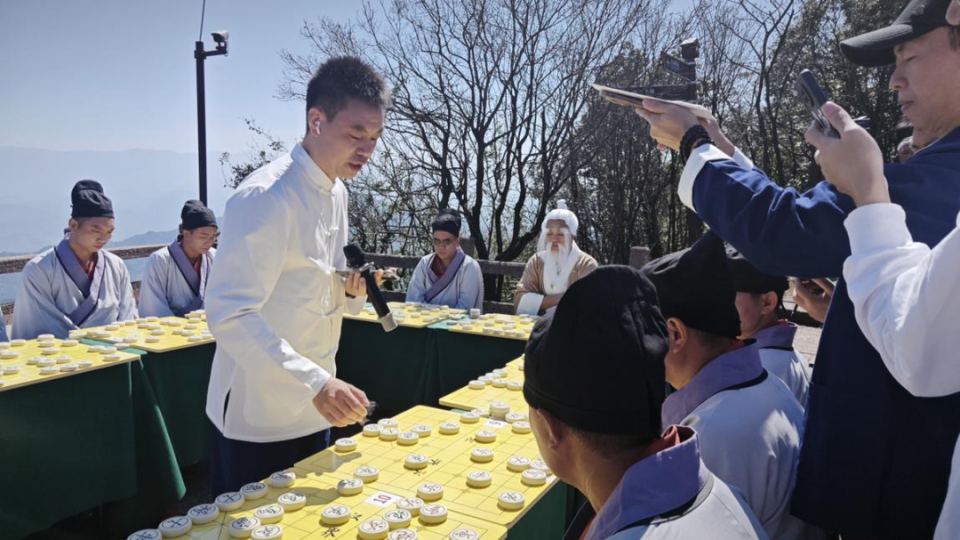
[
  {"left": 12, "top": 247, "right": 137, "bottom": 339},
  {"left": 405, "top": 253, "right": 483, "bottom": 310},
  {"left": 0, "top": 316, "right": 7, "bottom": 342},
  {"left": 139, "top": 245, "right": 216, "bottom": 318}
]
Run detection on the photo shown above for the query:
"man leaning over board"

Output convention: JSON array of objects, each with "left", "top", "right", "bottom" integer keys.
[{"left": 204, "top": 57, "right": 389, "bottom": 494}]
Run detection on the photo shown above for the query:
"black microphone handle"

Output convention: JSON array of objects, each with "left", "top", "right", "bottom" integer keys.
[
  {"left": 361, "top": 267, "right": 389, "bottom": 318},
  {"left": 358, "top": 267, "right": 397, "bottom": 332}
]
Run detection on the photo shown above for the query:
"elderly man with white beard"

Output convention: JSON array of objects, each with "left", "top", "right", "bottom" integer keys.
[{"left": 514, "top": 201, "right": 598, "bottom": 315}]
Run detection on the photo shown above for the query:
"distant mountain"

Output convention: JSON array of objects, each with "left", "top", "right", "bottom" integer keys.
[
  {"left": 0, "top": 223, "right": 227, "bottom": 258},
  {"left": 0, "top": 146, "right": 236, "bottom": 254},
  {"left": 110, "top": 229, "right": 178, "bottom": 248}
]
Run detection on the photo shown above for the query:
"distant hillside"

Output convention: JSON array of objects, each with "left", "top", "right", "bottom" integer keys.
[
  {"left": 0, "top": 228, "right": 182, "bottom": 258},
  {"left": 110, "top": 229, "right": 178, "bottom": 248},
  {"left": 0, "top": 146, "right": 235, "bottom": 254}
]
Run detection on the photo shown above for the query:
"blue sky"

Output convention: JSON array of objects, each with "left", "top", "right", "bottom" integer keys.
[{"left": 0, "top": 0, "right": 359, "bottom": 154}]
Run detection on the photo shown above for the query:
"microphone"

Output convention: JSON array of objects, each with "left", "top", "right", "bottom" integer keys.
[{"left": 343, "top": 244, "right": 397, "bottom": 332}]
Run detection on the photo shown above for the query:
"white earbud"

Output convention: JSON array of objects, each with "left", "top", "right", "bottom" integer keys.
[{"left": 315, "top": 120, "right": 321, "bottom": 135}]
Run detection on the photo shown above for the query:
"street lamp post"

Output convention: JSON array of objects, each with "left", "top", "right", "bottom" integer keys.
[{"left": 194, "top": 31, "right": 229, "bottom": 206}]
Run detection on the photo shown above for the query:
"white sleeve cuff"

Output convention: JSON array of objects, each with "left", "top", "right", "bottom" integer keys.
[
  {"left": 304, "top": 362, "right": 332, "bottom": 395},
  {"left": 844, "top": 203, "right": 913, "bottom": 254},
  {"left": 516, "top": 293, "right": 544, "bottom": 315},
  {"left": 678, "top": 144, "right": 734, "bottom": 211},
  {"left": 732, "top": 148, "right": 755, "bottom": 171},
  {"left": 346, "top": 294, "right": 367, "bottom": 315}
]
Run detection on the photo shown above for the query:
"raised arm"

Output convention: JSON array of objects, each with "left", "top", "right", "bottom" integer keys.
[{"left": 636, "top": 99, "right": 855, "bottom": 278}]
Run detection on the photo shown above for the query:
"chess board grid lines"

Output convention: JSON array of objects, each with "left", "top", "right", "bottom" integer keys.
[
  {"left": 81, "top": 316, "right": 214, "bottom": 353},
  {"left": 293, "top": 406, "right": 555, "bottom": 527},
  {"left": 445, "top": 325, "right": 531, "bottom": 342},
  {"left": 169, "top": 466, "right": 506, "bottom": 539},
  {"left": 0, "top": 338, "right": 140, "bottom": 392},
  {"left": 344, "top": 302, "right": 468, "bottom": 328},
  {"left": 438, "top": 368, "right": 527, "bottom": 413}
]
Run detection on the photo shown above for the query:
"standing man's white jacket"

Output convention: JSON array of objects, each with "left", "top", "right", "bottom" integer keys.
[
  {"left": 205, "top": 144, "right": 366, "bottom": 443},
  {"left": 843, "top": 204, "right": 960, "bottom": 540}
]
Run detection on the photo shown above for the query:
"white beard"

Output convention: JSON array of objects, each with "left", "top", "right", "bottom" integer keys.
[
  {"left": 541, "top": 238, "right": 579, "bottom": 295},
  {"left": 543, "top": 245, "right": 571, "bottom": 279}
]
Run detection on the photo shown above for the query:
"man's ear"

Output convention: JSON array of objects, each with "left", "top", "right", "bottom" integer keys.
[
  {"left": 761, "top": 291, "right": 779, "bottom": 316},
  {"left": 666, "top": 317, "right": 688, "bottom": 355},
  {"left": 536, "top": 408, "right": 567, "bottom": 449},
  {"left": 307, "top": 107, "right": 328, "bottom": 135}
]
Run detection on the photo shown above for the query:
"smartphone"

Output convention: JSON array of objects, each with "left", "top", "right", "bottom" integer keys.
[{"left": 794, "top": 70, "right": 839, "bottom": 139}]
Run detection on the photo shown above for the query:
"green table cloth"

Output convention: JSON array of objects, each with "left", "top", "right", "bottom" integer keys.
[
  {"left": 137, "top": 343, "right": 215, "bottom": 468},
  {"left": 510, "top": 481, "right": 575, "bottom": 539},
  {"left": 335, "top": 319, "right": 439, "bottom": 418},
  {"left": 432, "top": 326, "right": 527, "bottom": 397},
  {"left": 85, "top": 340, "right": 216, "bottom": 469},
  {"left": 0, "top": 359, "right": 185, "bottom": 539},
  {"left": 336, "top": 320, "right": 526, "bottom": 416}
]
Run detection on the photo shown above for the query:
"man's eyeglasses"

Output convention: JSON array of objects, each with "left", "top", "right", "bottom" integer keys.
[{"left": 432, "top": 238, "right": 455, "bottom": 247}]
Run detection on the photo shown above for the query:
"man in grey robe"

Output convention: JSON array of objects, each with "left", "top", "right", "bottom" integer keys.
[
  {"left": 140, "top": 200, "right": 218, "bottom": 317},
  {"left": 406, "top": 209, "right": 483, "bottom": 311},
  {"left": 12, "top": 180, "right": 137, "bottom": 339}
]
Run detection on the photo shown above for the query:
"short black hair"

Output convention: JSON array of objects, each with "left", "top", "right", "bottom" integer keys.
[
  {"left": 570, "top": 424, "right": 659, "bottom": 454},
  {"left": 305, "top": 56, "right": 391, "bottom": 123},
  {"left": 689, "top": 326, "right": 735, "bottom": 356}
]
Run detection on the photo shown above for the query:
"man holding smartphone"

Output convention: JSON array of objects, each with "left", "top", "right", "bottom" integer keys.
[{"left": 632, "top": 0, "right": 960, "bottom": 537}]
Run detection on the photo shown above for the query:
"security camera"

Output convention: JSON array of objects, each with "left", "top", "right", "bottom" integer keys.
[
  {"left": 680, "top": 38, "right": 700, "bottom": 61},
  {"left": 212, "top": 31, "right": 229, "bottom": 44}
]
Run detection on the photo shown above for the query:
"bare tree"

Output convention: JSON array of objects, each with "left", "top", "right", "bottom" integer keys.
[
  {"left": 215, "top": 0, "right": 905, "bottom": 293},
  {"left": 278, "top": 0, "right": 650, "bottom": 299}
]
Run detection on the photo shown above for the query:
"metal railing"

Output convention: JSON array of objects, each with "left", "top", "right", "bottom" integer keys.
[{"left": 0, "top": 244, "right": 653, "bottom": 317}]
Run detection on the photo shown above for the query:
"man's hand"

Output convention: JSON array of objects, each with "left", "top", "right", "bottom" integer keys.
[
  {"left": 701, "top": 116, "right": 736, "bottom": 156},
  {"left": 313, "top": 377, "right": 370, "bottom": 427},
  {"left": 793, "top": 278, "right": 835, "bottom": 324},
  {"left": 345, "top": 269, "right": 384, "bottom": 298},
  {"left": 805, "top": 102, "right": 890, "bottom": 207},
  {"left": 634, "top": 99, "right": 700, "bottom": 151}
]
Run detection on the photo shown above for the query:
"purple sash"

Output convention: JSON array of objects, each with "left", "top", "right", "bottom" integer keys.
[
  {"left": 168, "top": 242, "right": 206, "bottom": 316},
  {"left": 54, "top": 239, "right": 105, "bottom": 326},
  {"left": 424, "top": 249, "right": 465, "bottom": 303}
]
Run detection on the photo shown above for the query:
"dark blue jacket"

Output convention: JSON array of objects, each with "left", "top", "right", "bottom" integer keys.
[{"left": 689, "top": 127, "right": 960, "bottom": 538}]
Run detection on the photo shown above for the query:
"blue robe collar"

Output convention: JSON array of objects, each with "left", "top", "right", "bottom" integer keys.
[
  {"left": 567, "top": 427, "right": 708, "bottom": 540},
  {"left": 661, "top": 343, "right": 764, "bottom": 427},
  {"left": 752, "top": 322, "right": 797, "bottom": 350}
]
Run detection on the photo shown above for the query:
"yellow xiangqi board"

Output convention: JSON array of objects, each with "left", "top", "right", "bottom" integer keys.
[
  {"left": 444, "top": 314, "right": 536, "bottom": 341},
  {"left": 0, "top": 338, "right": 139, "bottom": 392},
  {"left": 344, "top": 302, "right": 467, "bottom": 329},
  {"left": 79, "top": 314, "right": 213, "bottom": 353},
  {"left": 143, "top": 463, "right": 506, "bottom": 540},
  {"left": 439, "top": 359, "right": 528, "bottom": 415},
  {"left": 294, "top": 406, "right": 555, "bottom": 528}
]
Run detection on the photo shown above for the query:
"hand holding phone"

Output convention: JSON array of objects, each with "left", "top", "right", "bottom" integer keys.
[{"left": 795, "top": 70, "right": 840, "bottom": 139}]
